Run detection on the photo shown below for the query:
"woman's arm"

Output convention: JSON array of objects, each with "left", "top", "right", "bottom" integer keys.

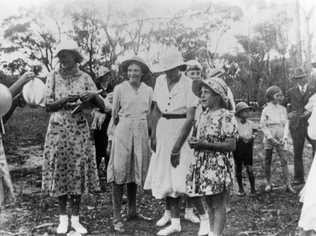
[
  {"left": 9, "top": 72, "right": 34, "bottom": 98},
  {"left": 172, "top": 106, "right": 196, "bottom": 153},
  {"left": 194, "top": 138, "right": 236, "bottom": 152},
  {"left": 111, "top": 86, "right": 120, "bottom": 126}
]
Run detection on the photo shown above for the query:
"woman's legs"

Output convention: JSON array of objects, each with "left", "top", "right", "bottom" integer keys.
[
  {"left": 184, "top": 197, "right": 200, "bottom": 223},
  {"left": 277, "top": 149, "right": 295, "bottom": 193},
  {"left": 69, "top": 194, "right": 87, "bottom": 234},
  {"left": 157, "top": 197, "right": 181, "bottom": 235},
  {"left": 112, "top": 183, "right": 124, "bottom": 222},
  {"left": 265, "top": 149, "right": 273, "bottom": 190},
  {"left": 205, "top": 192, "right": 226, "bottom": 236},
  {"left": 57, "top": 195, "right": 68, "bottom": 234},
  {"left": 190, "top": 197, "right": 210, "bottom": 235},
  {"left": 246, "top": 165, "right": 256, "bottom": 194},
  {"left": 235, "top": 160, "right": 244, "bottom": 194},
  {"left": 127, "top": 182, "right": 137, "bottom": 217}
]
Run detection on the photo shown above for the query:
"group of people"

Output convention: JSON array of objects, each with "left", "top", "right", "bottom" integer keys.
[{"left": 1, "top": 45, "right": 316, "bottom": 236}]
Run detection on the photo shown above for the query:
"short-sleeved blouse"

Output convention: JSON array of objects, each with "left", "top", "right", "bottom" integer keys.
[
  {"left": 153, "top": 74, "right": 198, "bottom": 114},
  {"left": 112, "top": 81, "right": 153, "bottom": 120}
]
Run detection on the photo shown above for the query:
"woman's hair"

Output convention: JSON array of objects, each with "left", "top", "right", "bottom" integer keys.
[
  {"left": 57, "top": 50, "right": 83, "bottom": 64},
  {"left": 265, "top": 85, "right": 282, "bottom": 102}
]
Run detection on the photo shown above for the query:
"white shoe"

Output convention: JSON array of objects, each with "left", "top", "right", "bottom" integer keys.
[
  {"left": 184, "top": 208, "right": 200, "bottom": 223},
  {"left": 71, "top": 215, "right": 87, "bottom": 234},
  {"left": 156, "top": 210, "right": 171, "bottom": 227},
  {"left": 56, "top": 215, "right": 69, "bottom": 234},
  {"left": 157, "top": 219, "right": 181, "bottom": 236},
  {"left": 198, "top": 216, "right": 210, "bottom": 235}
]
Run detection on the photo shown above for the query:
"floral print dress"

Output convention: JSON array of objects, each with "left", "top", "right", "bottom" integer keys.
[
  {"left": 186, "top": 108, "right": 237, "bottom": 197},
  {"left": 42, "top": 68, "right": 100, "bottom": 197}
]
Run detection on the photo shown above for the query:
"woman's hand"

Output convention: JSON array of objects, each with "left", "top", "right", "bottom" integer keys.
[
  {"left": 170, "top": 151, "right": 180, "bottom": 168},
  {"left": 80, "top": 91, "right": 97, "bottom": 103},
  {"left": 66, "top": 95, "right": 80, "bottom": 103},
  {"left": 268, "top": 137, "right": 281, "bottom": 146},
  {"left": 20, "top": 72, "right": 35, "bottom": 84}
]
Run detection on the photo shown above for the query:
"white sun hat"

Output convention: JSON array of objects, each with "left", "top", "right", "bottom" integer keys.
[
  {"left": 151, "top": 47, "right": 186, "bottom": 73},
  {"left": 186, "top": 59, "right": 202, "bottom": 71}
]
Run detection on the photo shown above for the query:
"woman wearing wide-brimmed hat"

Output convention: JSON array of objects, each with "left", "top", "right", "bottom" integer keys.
[
  {"left": 107, "top": 56, "right": 153, "bottom": 232},
  {"left": 144, "top": 49, "right": 207, "bottom": 235},
  {"left": 42, "top": 47, "right": 105, "bottom": 234},
  {"left": 187, "top": 76, "right": 238, "bottom": 236}
]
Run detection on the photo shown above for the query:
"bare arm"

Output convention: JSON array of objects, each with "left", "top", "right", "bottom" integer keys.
[{"left": 171, "top": 106, "right": 196, "bottom": 153}]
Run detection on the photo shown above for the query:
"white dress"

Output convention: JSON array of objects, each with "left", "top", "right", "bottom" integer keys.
[
  {"left": 298, "top": 94, "right": 316, "bottom": 231},
  {"left": 144, "top": 74, "right": 198, "bottom": 199}
]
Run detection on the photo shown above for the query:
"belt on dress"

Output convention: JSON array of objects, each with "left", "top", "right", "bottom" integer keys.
[{"left": 161, "top": 113, "right": 186, "bottom": 119}]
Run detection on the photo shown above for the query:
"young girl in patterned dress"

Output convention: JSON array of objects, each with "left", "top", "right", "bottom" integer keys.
[{"left": 186, "top": 76, "right": 238, "bottom": 236}]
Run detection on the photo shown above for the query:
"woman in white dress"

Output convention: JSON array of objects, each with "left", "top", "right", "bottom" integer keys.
[
  {"left": 144, "top": 50, "right": 206, "bottom": 235},
  {"left": 298, "top": 92, "right": 316, "bottom": 236}
]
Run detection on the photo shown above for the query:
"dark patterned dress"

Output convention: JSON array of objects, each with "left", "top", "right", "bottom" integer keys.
[
  {"left": 42, "top": 68, "right": 100, "bottom": 197},
  {"left": 186, "top": 108, "right": 237, "bottom": 196}
]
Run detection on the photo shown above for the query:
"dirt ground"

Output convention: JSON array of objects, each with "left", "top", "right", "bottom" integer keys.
[{"left": 0, "top": 107, "right": 313, "bottom": 236}]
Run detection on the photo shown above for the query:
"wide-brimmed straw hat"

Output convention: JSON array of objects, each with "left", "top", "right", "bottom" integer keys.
[
  {"left": 209, "top": 67, "right": 225, "bottom": 78},
  {"left": 192, "top": 76, "right": 229, "bottom": 104},
  {"left": 186, "top": 60, "right": 202, "bottom": 71},
  {"left": 152, "top": 48, "right": 186, "bottom": 73},
  {"left": 292, "top": 67, "right": 307, "bottom": 79},
  {"left": 235, "top": 102, "right": 252, "bottom": 115},
  {"left": 120, "top": 56, "right": 150, "bottom": 74}
]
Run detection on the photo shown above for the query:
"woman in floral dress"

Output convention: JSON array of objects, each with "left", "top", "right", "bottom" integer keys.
[
  {"left": 42, "top": 48, "right": 104, "bottom": 234},
  {"left": 187, "top": 76, "right": 237, "bottom": 236}
]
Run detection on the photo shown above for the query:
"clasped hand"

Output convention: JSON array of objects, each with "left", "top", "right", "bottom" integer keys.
[{"left": 188, "top": 137, "right": 206, "bottom": 150}]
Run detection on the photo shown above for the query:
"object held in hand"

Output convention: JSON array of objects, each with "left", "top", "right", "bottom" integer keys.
[
  {"left": 71, "top": 89, "right": 103, "bottom": 115},
  {"left": 22, "top": 78, "right": 46, "bottom": 107},
  {"left": 0, "top": 84, "right": 12, "bottom": 117}
]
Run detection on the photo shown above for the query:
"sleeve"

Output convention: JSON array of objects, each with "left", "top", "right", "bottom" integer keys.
[
  {"left": 45, "top": 72, "right": 55, "bottom": 104},
  {"left": 186, "top": 79, "right": 199, "bottom": 108},
  {"left": 221, "top": 111, "right": 238, "bottom": 138},
  {"left": 260, "top": 107, "right": 273, "bottom": 139}
]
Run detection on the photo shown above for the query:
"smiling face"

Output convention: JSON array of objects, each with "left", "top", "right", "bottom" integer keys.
[
  {"left": 127, "top": 63, "right": 143, "bottom": 84},
  {"left": 58, "top": 52, "right": 76, "bottom": 69},
  {"left": 200, "top": 85, "right": 222, "bottom": 109}
]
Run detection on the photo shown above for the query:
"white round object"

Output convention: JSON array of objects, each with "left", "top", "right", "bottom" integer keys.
[
  {"left": 0, "top": 84, "right": 12, "bottom": 117},
  {"left": 22, "top": 78, "right": 46, "bottom": 107}
]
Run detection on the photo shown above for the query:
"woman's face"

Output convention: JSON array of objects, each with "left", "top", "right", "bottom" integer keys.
[
  {"left": 186, "top": 70, "right": 201, "bottom": 80},
  {"left": 273, "top": 91, "right": 284, "bottom": 104},
  {"left": 166, "top": 68, "right": 180, "bottom": 81},
  {"left": 127, "top": 63, "right": 143, "bottom": 84},
  {"left": 200, "top": 86, "right": 221, "bottom": 109},
  {"left": 59, "top": 52, "right": 76, "bottom": 69}
]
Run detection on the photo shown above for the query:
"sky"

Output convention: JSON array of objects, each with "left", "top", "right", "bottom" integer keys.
[{"left": 0, "top": 0, "right": 316, "bottom": 60}]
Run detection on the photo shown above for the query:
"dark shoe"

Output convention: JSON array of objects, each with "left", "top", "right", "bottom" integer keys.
[
  {"left": 292, "top": 180, "right": 305, "bottom": 186},
  {"left": 236, "top": 190, "right": 246, "bottom": 196},
  {"left": 126, "top": 213, "right": 153, "bottom": 221}
]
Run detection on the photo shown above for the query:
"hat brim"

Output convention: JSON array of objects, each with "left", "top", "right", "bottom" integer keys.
[
  {"left": 293, "top": 74, "right": 307, "bottom": 79},
  {"left": 236, "top": 106, "right": 252, "bottom": 115},
  {"left": 152, "top": 64, "right": 187, "bottom": 74},
  {"left": 120, "top": 59, "right": 150, "bottom": 74},
  {"left": 192, "top": 79, "right": 212, "bottom": 97}
]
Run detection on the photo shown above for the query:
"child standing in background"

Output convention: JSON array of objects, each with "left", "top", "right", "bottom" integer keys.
[
  {"left": 260, "top": 86, "right": 296, "bottom": 193},
  {"left": 234, "top": 102, "right": 257, "bottom": 196}
]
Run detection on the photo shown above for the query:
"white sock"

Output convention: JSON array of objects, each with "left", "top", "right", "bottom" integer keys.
[
  {"left": 200, "top": 213, "right": 208, "bottom": 220},
  {"left": 171, "top": 218, "right": 180, "bottom": 226},
  {"left": 185, "top": 208, "right": 194, "bottom": 214}
]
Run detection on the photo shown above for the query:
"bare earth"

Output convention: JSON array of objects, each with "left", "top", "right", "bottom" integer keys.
[{"left": 0, "top": 107, "right": 312, "bottom": 236}]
